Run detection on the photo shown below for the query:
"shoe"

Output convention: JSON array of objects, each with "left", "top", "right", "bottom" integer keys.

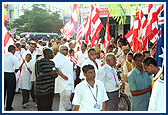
[
  {"left": 15, "top": 92, "right": 21, "bottom": 94},
  {"left": 22, "top": 103, "right": 27, "bottom": 108},
  {"left": 6, "top": 107, "right": 14, "bottom": 111}
]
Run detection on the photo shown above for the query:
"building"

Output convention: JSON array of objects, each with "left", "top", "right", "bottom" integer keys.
[{"left": 5, "top": 3, "right": 162, "bottom": 41}]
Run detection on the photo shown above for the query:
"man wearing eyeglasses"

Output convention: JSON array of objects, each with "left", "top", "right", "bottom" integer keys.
[{"left": 53, "top": 45, "right": 74, "bottom": 111}]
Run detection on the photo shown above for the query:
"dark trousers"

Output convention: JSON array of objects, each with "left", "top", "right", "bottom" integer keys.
[
  {"left": 33, "top": 81, "right": 37, "bottom": 104},
  {"left": 37, "top": 93, "right": 54, "bottom": 111},
  {"left": 75, "top": 66, "right": 81, "bottom": 87},
  {"left": 106, "top": 90, "right": 119, "bottom": 111},
  {"left": 31, "top": 83, "right": 35, "bottom": 101},
  {"left": 21, "top": 89, "right": 30, "bottom": 105},
  {"left": 4, "top": 72, "right": 16, "bottom": 110}
]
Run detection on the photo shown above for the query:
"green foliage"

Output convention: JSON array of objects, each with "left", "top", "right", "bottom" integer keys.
[
  {"left": 108, "top": 4, "right": 126, "bottom": 25},
  {"left": 108, "top": 4, "right": 138, "bottom": 25},
  {"left": 12, "top": 4, "right": 63, "bottom": 34}
]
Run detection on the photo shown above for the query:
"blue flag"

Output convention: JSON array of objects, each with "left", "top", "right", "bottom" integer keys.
[{"left": 156, "top": 9, "right": 164, "bottom": 67}]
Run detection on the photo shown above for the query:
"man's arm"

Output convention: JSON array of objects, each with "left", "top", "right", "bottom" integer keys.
[
  {"left": 101, "top": 102, "right": 106, "bottom": 111},
  {"left": 131, "top": 85, "right": 152, "bottom": 96},
  {"left": 57, "top": 69, "right": 68, "bottom": 80},
  {"left": 73, "top": 105, "right": 80, "bottom": 111}
]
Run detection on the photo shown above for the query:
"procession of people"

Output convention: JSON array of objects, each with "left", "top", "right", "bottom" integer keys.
[
  {"left": 4, "top": 34, "right": 165, "bottom": 111},
  {"left": 3, "top": 3, "right": 165, "bottom": 112}
]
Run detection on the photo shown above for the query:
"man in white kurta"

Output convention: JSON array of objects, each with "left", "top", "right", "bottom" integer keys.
[
  {"left": 19, "top": 60, "right": 33, "bottom": 91},
  {"left": 14, "top": 43, "right": 25, "bottom": 93},
  {"left": 21, "top": 42, "right": 37, "bottom": 102},
  {"left": 19, "top": 54, "right": 33, "bottom": 107},
  {"left": 53, "top": 45, "right": 74, "bottom": 111}
]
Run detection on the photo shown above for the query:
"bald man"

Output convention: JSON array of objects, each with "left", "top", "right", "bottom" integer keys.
[{"left": 97, "top": 53, "right": 120, "bottom": 111}]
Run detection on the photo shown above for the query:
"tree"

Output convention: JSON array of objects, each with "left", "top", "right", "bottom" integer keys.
[{"left": 12, "top": 4, "right": 63, "bottom": 34}]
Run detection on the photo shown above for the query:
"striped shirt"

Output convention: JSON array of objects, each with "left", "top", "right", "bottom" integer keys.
[{"left": 35, "top": 58, "right": 57, "bottom": 95}]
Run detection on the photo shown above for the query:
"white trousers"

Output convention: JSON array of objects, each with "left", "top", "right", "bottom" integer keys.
[
  {"left": 15, "top": 71, "right": 20, "bottom": 92},
  {"left": 59, "top": 90, "right": 72, "bottom": 111}
]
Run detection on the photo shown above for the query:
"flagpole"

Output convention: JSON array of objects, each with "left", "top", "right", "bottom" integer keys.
[
  {"left": 103, "top": 11, "right": 118, "bottom": 50},
  {"left": 102, "top": 26, "right": 118, "bottom": 49}
]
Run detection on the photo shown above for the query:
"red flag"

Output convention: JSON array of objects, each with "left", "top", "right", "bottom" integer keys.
[
  {"left": 60, "top": 4, "right": 80, "bottom": 40},
  {"left": 144, "top": 4, "right": 158, "bottom": 44},
  {"left": 3, "top": 27, "right": 14, "bottom": 53},
  {"left": 85, "top": 4, "right": 103, "bottom": 46},
  {"left": 3, "top": 5, "right": 15, "bottom": 53},
  {"left": 70, "top": 56, "right": 78, "bottom": 64},
  {"left": 139, "top": 10, "right": 148, "bottom": 51},
  {"left": 85, "top": 13, "right": 92, "bottom": 45},
  {"left": 90, "top": 4, "right": 103, "bottom": 47},
  {"left": 76, "top": 16, "right": 86, "bottom": 43},
  {"left": 104, "top": 13, "right": 110, "bottom": 50},
  {"left": 125, "top": 10, "right": 142, "bottom": 54}
]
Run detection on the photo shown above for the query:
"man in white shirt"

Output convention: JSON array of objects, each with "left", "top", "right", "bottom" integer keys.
[
  {"left": 4, "top": 45, "right": 20, "bottom": 111},
  {"left": 73, "top": 64, "right": 108, "bottom": 111},
  {"left": 14, "top": 43, "right": 25, "bottom": 94},
  {"left": 75, "top": 43, "right": 88, "bottom": 85},
  {"left": 80, "top": 48, "right": 101, "bottom": 80},
  {"left": 22, "top": 41, "right": 38, "bottom": 64},
  {"left": 143, "top": 57, "right": 163, "bottom": 88},
  {"left": 143, "top": 57, "right": 165, "bottom": 111},
  {"left": 148, "top": 76, "right": 164, "bottom": 111},
  {"left": 53, "top": 45, "right": 74, "bottom": 111},
  {"left": 116, "top": 39, "right": 124, "bottom": 58},
  {"left": 97, "top": 53, "right": 120, "bottom": 111}
]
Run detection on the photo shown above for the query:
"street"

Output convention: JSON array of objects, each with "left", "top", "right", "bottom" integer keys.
[{"left": 4, "top": 93, "right": 60, "bottom": 111}]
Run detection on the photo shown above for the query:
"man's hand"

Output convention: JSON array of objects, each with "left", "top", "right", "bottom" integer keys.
[
  {"left": 62, "top": 75, "right": 68, "bottom": 80},
  {"left": 52, "top": 70, "right": 58, "bottom": 77}
]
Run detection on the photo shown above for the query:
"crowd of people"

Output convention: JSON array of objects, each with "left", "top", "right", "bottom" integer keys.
[{"left": 4, "top": 34, "right": 164, "bottom": 111}]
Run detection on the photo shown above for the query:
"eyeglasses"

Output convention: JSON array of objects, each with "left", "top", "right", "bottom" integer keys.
[{"left": 62, "top": 49, "right": 68, "bottom": 51}]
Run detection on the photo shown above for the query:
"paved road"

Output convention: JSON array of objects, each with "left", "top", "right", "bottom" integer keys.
[{"left": 4, "top": 93, "right": 60, "bottom": 111}]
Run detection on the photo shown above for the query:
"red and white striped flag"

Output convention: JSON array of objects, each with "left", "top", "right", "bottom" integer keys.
[
  {"left": 99, "top": 58, "right": 104, "bottom": 66},
  {"left": 85, "top": 4, "right": 103, "bottom": 46},
  {"left": 85, "top": 13, "right": 92, "bottom": 45},
  {"left": 99, "top": 52, "right": 105, "bottom": 66},
  {"left": 3, "top": 27, "right": 14, "bottom": 53},
  {"left": 60, "top": 4, "right": 80, "bottom": 40},
  {"left": 3, "top": 5, "right": 15, "bottom": 53},
  {"left": 76, "top": 16, "right": 86, "bottom": 43},
  {"left": 125, "top": 10, "right": 142, "bottom": 54},
  {"left": 100, "top": 52, "right": 105, "bottom": 59},
  {"left": 70, "top": 56, "right": 78, "bottom": 64},
  {"left": 139, "top": 9, "right": 148, "bottom": 51},
  {"left": 115, "top": 58, "right": 121, "bottom": 67},
  {"left": 104, "top": 13, "right": 110, "bottom": 50},
  {"left": 144, "top": 4, "right": 164, "bottom": 44}
]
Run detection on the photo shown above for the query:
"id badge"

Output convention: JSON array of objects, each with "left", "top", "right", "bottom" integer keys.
[
  {"left": 115, "top": 84, "right": 119, "bottom": 88},
  {"left": 94, "top": 103, "right": 101, "bottom": 109}
]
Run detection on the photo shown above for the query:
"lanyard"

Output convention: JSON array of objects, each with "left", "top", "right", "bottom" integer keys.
[
  {"left": 87, "top": 84, "right": 98, "bottom": 103},
  {"left": 111, "top": 68, "right": 117, "bottom": 84}
]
